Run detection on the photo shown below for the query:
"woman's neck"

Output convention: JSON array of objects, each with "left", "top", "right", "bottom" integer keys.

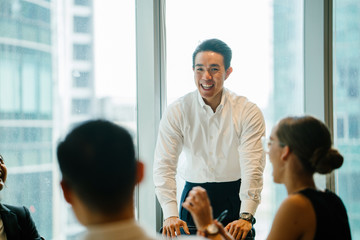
[{"left": 285, "top": 172, "right": 316, "bottom": 195}]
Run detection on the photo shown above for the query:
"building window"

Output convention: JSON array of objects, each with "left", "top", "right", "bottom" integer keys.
[
  {"left": 72, "top": 99, "right": 91, "bottom": 114},
  {"left": 348, "top": 67, "right": 359, "bottom": 98},
  {"left": 74, "top": 0, "right": 90, "bottom": 6},
  {"left": 337, "top": 117, "right": 345, "bottom": 139},
  {"left": 73, "top": 71, "right": 91, "bottom": 88},
  {"left": 349, "top": 115, "right": 359, "bottom": 139},
  {"left": 73, "top": 44, "right": 91, "bottom": 60},
  {"left": 74, "top": 16, "right": 91, "bottom": 33},
  {"left": 21, "top": 2, "right": 50, "bottom": 24}
]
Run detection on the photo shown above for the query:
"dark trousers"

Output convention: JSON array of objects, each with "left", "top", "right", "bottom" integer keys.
[
  {"left": 179, "top": 179, "right": 255, "bottom": 239},
  {"left": 180, "top": 180, "right": 241, "bottom": 228}
]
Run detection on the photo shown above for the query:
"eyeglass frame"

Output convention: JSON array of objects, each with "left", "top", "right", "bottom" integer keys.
[{"left": 261, "top": 136, "right": 286, "bottom": 153}]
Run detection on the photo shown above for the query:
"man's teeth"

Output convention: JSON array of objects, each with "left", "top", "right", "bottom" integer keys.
[{"left": 202, "top": 84, "right": 214, "bottom": 89}]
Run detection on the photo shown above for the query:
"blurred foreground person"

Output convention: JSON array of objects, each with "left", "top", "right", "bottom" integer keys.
[{"left": 57, "top": 120, "right": 215, "bottom": 240}]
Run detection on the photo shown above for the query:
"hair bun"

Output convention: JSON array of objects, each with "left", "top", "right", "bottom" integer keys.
[{"left": 311, "top": 148, "right": 344, "bottom": 174}]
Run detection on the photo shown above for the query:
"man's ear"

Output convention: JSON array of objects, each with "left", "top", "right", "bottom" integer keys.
[
  {"left": 60, "top": 180, "right": 73, "bottom": 204},
  {"left": 280, "top": 146, "right": 291, "bottom": 161},
  {"left": 136, "top": 161, "right": 145, "bottom": 184},
  {"left": 225, "top": 67, "right": 233, "bottom": 80}
]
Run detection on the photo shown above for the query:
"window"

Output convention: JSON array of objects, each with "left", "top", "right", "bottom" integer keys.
[
  {"left": 21, "top": 2, "right": 50, "bottom": 23},
  {"left": 74, "top": 16, "right": 91, "bottom": 33},
  {"left": 0, "top": 46, "right": 52, "bottom": 119},
  {"left": 72, "top": 99, "right": 91, "bottom": 115},
  {"left": 0, "top": 0, "right": 136, "bottom": 239},
  {"left": 348, "top": 67, "right": 359, "bottom": 98},
  {"left": 73, "top": 71, "right": 91, "bottom": 88},
  {"left": 334, "top": 0, "right": 360, "bottom": 237},
  {"left": 349, "top": 115, "right": 359, "bottom": 139},
  {"left": 74, "top": 0, "right": 90, "bottom": 6},
  {"left": 166, "top": 1, "right": 303, "bottom": 238},
  {"left": 337, "top": 117, "right": 345, "bottom": 139},
  {"left": 73, "top": 44, "right": 91, "bottom": 60}
]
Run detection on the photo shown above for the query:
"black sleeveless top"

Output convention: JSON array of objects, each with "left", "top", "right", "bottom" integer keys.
[{"left": 298, "top": 188, "right": 351, "bottom": 240}]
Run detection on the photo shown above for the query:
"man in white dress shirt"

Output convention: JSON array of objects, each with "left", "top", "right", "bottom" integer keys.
[{"left": 154, "top": 39, "right": 266, "bottom": 240}]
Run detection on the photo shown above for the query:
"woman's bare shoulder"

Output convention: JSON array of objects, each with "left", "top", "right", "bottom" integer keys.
[{"left": 267, "top": 193, "right": 316, "bottom": 240}]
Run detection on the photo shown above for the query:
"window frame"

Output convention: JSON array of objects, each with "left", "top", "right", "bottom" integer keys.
[{"left": 135, "top": 0, "right": 336, "bottom": 233}]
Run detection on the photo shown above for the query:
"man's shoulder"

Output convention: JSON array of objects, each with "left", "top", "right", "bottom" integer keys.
[
  {"left": 166, "top": 91, "right": 198, "bottom": 111},
  {"left": 224, "top": 89, "right": 257, "bottom": 109}
]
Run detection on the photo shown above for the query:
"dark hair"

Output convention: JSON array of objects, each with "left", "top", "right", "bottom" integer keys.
[
  {"left": 192, "top": 39, "right": 232, "bottom": 70},
  {"left": 276, "top": 116, "right": 343, "bottom": 174},
  {"left": 57, "top": 120, "right": 136, "bottom": 214}
]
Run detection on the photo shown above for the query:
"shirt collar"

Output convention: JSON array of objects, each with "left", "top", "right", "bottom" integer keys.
[{"left": 197, "top": 88, "right": 227, "bottom": 111}]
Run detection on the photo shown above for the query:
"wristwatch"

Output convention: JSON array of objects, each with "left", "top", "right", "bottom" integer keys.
[
  {"left": 204, "top": 223, "right": 219, "bottom": 236},
  {"left": 240, "top": 212, "right": 254, "bottom": 223}
]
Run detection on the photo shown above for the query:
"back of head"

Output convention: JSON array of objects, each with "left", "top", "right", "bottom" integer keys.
[
  {"left": 192, "top": 38, "right": 232, "bottom": 70},
  {"left": 276, "top": 116, "right": 343, "bottom": 174},
  {"left": 57, "top": 120, "right": 136, "bottom": 214}
]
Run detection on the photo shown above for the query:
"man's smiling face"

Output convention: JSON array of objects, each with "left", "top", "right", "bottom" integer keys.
[{"left": 193, "top": 51, "right": 232, "bottom": 108}]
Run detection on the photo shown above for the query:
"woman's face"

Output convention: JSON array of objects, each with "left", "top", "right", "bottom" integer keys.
[
  {"left": 0, "top": 155, "right": 7, "bottom": 191},
  {"left": 268, "top": 125, "right": 285, "bottom": 183}
]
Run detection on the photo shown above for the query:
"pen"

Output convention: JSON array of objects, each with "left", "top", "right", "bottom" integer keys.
[{"left": 216, "top": 209, "right": 228, "bottom": 223}]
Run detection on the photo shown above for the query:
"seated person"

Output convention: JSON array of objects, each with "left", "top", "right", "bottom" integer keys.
[
  {"left": 0, "top": 154, "right": 43, "bottom": 239},
  {"left": 183, "top": 116, "right": 352, "bottom": 240},
  {"left": 57, "top": 120, "right": 210, "bottom": 240}
]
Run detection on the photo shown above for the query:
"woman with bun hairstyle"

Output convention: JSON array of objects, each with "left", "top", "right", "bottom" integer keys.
[{"left": 183, "top": 116, "right": 351, "bottom": 240}]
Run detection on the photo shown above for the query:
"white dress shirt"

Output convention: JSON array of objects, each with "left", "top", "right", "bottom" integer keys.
[{"left": 153, "top": 88, "right": 266, "bottom": 220}]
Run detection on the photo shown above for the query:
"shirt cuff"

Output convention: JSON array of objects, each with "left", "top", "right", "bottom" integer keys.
[
  {"left": 239, "top": 199, "right": 259, "bottom": 216},
  {"left": 162, "top": 201, "right": 179, "bottom": 220}
]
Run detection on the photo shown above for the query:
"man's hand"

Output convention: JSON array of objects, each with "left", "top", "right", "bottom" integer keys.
[
  {"left": 162, "top": 216, "right": 190, "bottom": 238},
  {"left": 225, "top": 219, "right": 252, "bottom": 240}
]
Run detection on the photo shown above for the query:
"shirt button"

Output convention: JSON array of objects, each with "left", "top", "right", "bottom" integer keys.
[{"left": 209, "top": 152, "right": 213, "bottom": 155}]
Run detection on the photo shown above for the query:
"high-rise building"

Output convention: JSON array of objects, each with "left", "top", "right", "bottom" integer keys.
[
  {"left": 334, "top": 0, "right": 360, "bottom": 236},
  {"left": 0, "top": 0, "right": 53, "bottom": 238},
  {"left": 0, "top": 0, "right": 94, "bottom": 238}
]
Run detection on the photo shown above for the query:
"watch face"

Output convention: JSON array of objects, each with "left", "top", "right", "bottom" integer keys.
[
  {"left": 240, "top": 213, "right": 253, "bottom": 221},
  {"left": 206, "top": 223, "right": 219, "bottom": 235}
]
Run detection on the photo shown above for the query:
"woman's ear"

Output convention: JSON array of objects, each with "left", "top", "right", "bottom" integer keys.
[
  {"left": 136, "top": 161, "right": 145, "bottom": 184},
  {"left": 280, "top": 146, "right": 291, "bottom": 161}
]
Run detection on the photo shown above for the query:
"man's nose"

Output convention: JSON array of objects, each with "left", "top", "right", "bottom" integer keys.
[{"left": 202, "top": 70, "right": 212, "bottom": 79}]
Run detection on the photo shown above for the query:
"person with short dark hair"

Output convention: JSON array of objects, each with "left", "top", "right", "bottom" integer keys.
[
  {"left": 57, "top": 120, "right": 153, "bottom": 240},
  {"left": 0, "top": 154, "right": 43, "bottom": 240},
  {"left": 184, "top": 116, "right": 352, "bottom": 240},
  {"left": 57, "top": 120, "right": 225, "bottom": 240},
  {"left": 154, "top": 39, "right": 265, "bottom": 239}
]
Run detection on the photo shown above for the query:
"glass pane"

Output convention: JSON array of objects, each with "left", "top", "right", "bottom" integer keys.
[
  {"left": 166, "top": 0, "right": 303, "bottom": 238},
  {"left": 0, "top": 0, "right": 136, "bottom": 239},
  {"left": 334, "top": 0, "right": 360, "bottom": 238}
]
